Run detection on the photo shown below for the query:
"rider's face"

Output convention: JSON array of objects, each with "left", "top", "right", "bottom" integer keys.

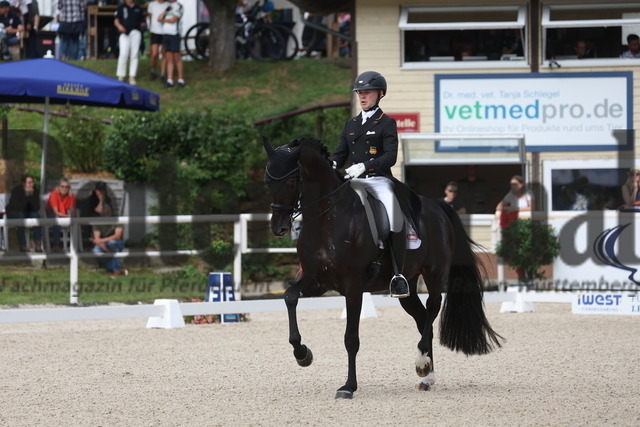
[{"left": 357, "top": 90, "right": 380, "bottom": 111}]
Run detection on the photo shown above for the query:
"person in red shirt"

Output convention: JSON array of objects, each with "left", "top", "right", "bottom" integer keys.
[{"left": 46, "top": 177, "right": 76, "bottom": 251}]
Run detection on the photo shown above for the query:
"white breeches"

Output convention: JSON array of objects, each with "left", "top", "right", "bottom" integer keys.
[
  {"left": 353, "top": 176, "right": 404, "bottom": 232},
  {"left": 117, "top": 30, "right": 141, "bottom": 78}
]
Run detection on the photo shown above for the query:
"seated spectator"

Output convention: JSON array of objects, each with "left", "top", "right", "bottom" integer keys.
[
  {"left": 496, "top": 175, "right": 532, "bottom": 229},
  {"left": 443, "top": 181, "right": 466, "bottom": 214},
  {"left": 46, "top": 177, "right": 76, "bottom": 251},
  {"left": 574, "top": 40, "right": 594, "bottom": 59},
  {"left": 92, "top": 200, "right": 127, "bottom": 278},
  {"left": 621, "top": 167, "right": 640, "bottom": 209},
  {"left": 0, "top": 0, "right": 23, "bottom": 60},
  {"left": 89, "top": 181, "right": 125, "bottom": 277},
  {"left": 620, "top": 33, "right": 640, "bottom": 58},
  {"left": 5, "top": 174, "right": 42, "bottom": 252}
]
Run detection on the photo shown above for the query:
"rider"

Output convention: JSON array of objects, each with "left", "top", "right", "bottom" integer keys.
[{"left": 333, "top": 71, "right": 410, "bottom": 298}]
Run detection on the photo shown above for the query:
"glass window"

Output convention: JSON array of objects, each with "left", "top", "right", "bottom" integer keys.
[
  {"left": 550, "top": 168, "right": 628, "bottom": 211},
  {"left": 399, "top": 5, "right": 527, "bottom": 68},
  {"left": 542, "top": 2, "right": 640, "bottom": 63}
]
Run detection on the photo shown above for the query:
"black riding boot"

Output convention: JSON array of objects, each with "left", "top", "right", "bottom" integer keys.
[{"left": 388, "top": 231, "right": 409, "bottom": 298}]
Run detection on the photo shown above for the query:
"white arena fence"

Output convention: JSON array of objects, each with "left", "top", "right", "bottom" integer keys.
[
  {"left": 0, "top": 213, "right": 292, "bottom": 304},
  {"left": 0, "top": 291, "right": 579, "bottom": 328}
]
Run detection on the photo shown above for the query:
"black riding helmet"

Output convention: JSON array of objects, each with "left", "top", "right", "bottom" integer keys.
[{"left": 352, "top": 71, "right": 387, "bottom": 96}]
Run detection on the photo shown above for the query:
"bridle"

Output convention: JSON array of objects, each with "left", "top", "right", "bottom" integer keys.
[{"left": 265, "top": 162, "right": 301, "bottom": 217}]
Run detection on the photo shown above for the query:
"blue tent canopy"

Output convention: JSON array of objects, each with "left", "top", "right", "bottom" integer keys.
[
  {"left": 0, "top": 58, "right": 159, "bottom": 111},
  {"left": 0, "top": 58, "right": 160, "bottom": 193}
]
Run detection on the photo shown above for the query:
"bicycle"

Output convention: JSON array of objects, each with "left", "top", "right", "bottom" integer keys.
[{"left": 183, "top": 0, "right": 299, "bottom": 62}]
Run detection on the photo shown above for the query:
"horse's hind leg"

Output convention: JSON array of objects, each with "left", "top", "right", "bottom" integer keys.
[
  {"left": 415, "top": 271, "right": 443, "bottom": 391},
  {"left": 284, "top": 283, "right": 313, "bottom": 367}
]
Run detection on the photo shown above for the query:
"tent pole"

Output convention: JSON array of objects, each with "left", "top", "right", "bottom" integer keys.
[{"left": 40, "top": 96, "right": 50, "bottom": 196}]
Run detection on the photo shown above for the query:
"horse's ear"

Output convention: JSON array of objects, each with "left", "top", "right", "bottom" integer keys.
[{"left": 262, "top": 135, "right": 275, "bottom": 158}]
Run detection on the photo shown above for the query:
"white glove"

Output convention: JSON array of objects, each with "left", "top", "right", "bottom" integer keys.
[
  {"left": 345, "top": 163, "right": 366, "bottom": 179},
  {"left": 332, "top": 160, "right": 337, "bottom": 170}
]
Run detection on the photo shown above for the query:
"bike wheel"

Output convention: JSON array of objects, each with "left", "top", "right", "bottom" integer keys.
[
  {"left": 246, "top": 24, "right": 285, "bottom": 61},
  {"left": 273, "top": 24, "right": 299, "bottom": 60},
  {"left": 184, "top": 22, "right": 209, "bottom": 61}
]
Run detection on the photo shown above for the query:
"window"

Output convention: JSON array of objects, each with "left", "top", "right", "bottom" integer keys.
[
  {"left": 399, "top": 5, "right": 528, "bottom": 69},
  {"left": 542, "top": 2, "right": 640, "bottom": 65}
]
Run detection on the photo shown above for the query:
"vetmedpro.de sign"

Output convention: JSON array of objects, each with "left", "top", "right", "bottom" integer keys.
[{"left": 435, "top": 72, "right": 633, "bottom": 151}]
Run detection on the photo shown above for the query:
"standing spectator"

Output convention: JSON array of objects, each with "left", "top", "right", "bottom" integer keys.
[
  {"left": 458, "top": 164, "right": 489, "bottom": 214},
  {"left": 621, "top": 167, "right": 640, "bottom": 208},
  {"left": 620, "top": 33, "right": 640, "bottom": 58},
  {"left": 0, "top": 1, "right": 23, "bottom": 61},
  {"left": 46, "top": 177, "right": 76, "bottom": 251},
  {"left": 22, "top": 0, "right": 40, "bottom": 58},
  {"left": 443, "top": 181, "right": 466, "bottom": 214},
  {"left": 5, "top": 174, "right": 42, "bottom": 252},
  {"left": 496, "top": 175, "right": 532, "bottom": 229},
  {"left": 159, "top": 0, "right": 184, "bottom": 88},
  {"left": 146, "top": 0, "right": 166, "bottom": 81},
  {"left": 114, "top": 0, "right": 146, "bottom": 85},
  {"left": 57, "top": 0, "right": 86, "bottom": 61}
]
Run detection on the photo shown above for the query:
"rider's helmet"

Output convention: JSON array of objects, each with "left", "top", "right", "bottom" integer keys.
[{"left": 352, "top": 71, "right": 387, "bottom": 96}]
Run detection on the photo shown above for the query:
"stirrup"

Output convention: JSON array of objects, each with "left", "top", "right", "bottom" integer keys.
[{"left": 389, "top": 274, "right": 409, "bottom": 298}]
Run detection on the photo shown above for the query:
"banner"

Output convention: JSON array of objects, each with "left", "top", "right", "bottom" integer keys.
[{"left": 435, "top": 72, "right": 633, "bottom": 151}]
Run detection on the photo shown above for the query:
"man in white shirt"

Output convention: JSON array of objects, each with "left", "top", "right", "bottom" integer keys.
[{"left": 158, "top": 0, "right": 184, "bottom": 88}]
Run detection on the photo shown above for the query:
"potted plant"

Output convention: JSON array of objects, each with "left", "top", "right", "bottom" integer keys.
[{"left": 496, "top": 219, "right": 560, "bottom": 289}]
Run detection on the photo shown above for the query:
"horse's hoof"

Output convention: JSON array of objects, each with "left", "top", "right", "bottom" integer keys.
[
  {"left": 296, "top": 346, "right": 313, "bottom": 367},
  {"left": 415, "top": 371, "right": 436, "bottom": 391},
  {"left": 335, "top": 390, "right": 353, "bottom": 399},
  {"left": 415, "top": 350, "right": 432, "bottom": 377}
]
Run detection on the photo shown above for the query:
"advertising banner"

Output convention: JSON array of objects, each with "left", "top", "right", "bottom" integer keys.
[
  {"left": 551, "top": 212, "right": 640, "bottom": 291},
  {"left": 572, "top": 293, "right": 640, "bottom": 315},
  {"left": 435, "top": 72, "right": 633, "bottom": 152}
]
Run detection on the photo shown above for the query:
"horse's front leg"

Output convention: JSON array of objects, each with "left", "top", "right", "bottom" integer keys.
[
  {"left": 336, "top": 293, "right": 362, "bottom": 399},
  {"left": 284, "top": 283, "right": 313, "bottom": 367}
]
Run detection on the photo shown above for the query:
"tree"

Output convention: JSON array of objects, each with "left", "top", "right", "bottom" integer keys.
[{"left": 202, "top": 0, "right": 237, "bottom": 72}]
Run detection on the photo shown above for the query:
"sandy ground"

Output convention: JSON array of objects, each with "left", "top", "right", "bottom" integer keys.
[{"left": 1, "top": 302, "right": 639, "bottom": 426}]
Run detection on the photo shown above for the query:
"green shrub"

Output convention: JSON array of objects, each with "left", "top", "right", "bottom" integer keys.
[
  {"left": 52, "top": 106, "right": 105, "bottom": 172},
  {"left": 496, "top": 219, "right": 560, "bottom": 282}
]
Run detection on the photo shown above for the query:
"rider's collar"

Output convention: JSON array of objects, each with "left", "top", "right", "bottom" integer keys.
[{"left": 361, "top": 107, "right": 379, "bottom": 124}]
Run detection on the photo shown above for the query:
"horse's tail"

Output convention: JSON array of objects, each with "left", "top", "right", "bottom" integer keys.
[{"left": 436, "top": 200, "right": 504, "bottom": 355}]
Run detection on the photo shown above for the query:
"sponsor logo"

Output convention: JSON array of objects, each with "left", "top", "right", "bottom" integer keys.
[
  {"left": 56, "top": 83, "right": 90, "bottom": 97},
  {"left": 593, "top": 223, "right": 640, "bottom": 286}
]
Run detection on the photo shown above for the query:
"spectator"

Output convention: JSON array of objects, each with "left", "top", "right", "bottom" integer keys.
[
  {"left": 621, "top": 167, "right": 640, "bottom": 208},
  {"left": 443, "top": 181, "right": 466, "bottom": 214},
  {"left": 337, "top": 12, "right": 351, "bottom": 57},
  {"left": 0, "top": 0, "right": 23, "bottom": 61},
  {"left": 457, "top": 165, "right": 489, "bottom": 214},
  {"left": 496, "top": 175, "right": 532, "bottom": 229},
  {"left": 620, "top": 33, "right": 640, "bottom": 58},
  {"left": 159, "top": 0, "right": 184, "bottom": 88},
  {"left": 57, "top": 0, "right": 86, "bottom": 61},
  {"left": 501, "top": 29, "right": 523, "bottom": 57},
  {"left": 46, "top": 177, "right": 76, "bottom": 251},
  {"left": 88, "top": 181, "right": 112, "bottom": 217},
  {"left": 5, "top": 174, "right": 42, "bottom": 252},
  {"left": 146, "top": 0, "right": 166, "bottom": 81},
  {"left": 91, "top": 197, "right": 127, "bottom": 278},
  {"left": 114, "top": 0, "right": 146, "bottom": 85},
  {"left": 574, "top": 40, "right": 593, "bottom": 59}
]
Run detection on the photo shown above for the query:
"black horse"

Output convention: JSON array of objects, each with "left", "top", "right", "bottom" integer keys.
[{"left": 263, "top": 136, "right": 503, "bottom": 399}]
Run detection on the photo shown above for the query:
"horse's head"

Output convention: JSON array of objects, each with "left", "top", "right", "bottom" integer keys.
[{"left": 263, "top": 136, "right": 302, "bottom": 236}]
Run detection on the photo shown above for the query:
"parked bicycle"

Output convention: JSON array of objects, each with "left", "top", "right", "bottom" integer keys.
[{"left": 184, "top": 0, "right": 299, "bottom": 62}]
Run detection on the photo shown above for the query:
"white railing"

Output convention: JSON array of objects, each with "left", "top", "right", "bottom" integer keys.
[{"left": 0, "top": 214, "right": 293, "bottom": 303}]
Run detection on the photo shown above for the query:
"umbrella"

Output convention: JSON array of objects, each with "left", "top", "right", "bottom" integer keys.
[{"left": 0, "top": 57, "right": 160, "bottom": 192}]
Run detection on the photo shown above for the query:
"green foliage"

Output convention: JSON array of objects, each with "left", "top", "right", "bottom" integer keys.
[
  {"left": 104, "top": 108, "right": 260, "bottom": 213},
  {"left": 242, "top": 235, "right": 297, "bottom": 282},
  {"left": 202, "top": 239, "right": 234, "bottom": 270},
  {"left": 52, "top": 106, "right": 105, "bottom": 172},
  {"left": 496, "top": 219, "right": 561, "bottom": 281}
]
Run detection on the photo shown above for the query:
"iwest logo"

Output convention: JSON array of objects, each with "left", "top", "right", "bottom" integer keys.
[
  {"left": 593, "top": 223, "right": 640, "bottom": 286},
  {"left": 576, "top": 294, "right": 623, "bottom": 306}
]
